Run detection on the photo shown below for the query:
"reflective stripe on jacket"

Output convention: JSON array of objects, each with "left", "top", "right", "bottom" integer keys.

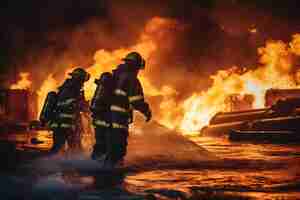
[
  {"left": 50, "top": 78, "right": 86, "bottom": 131},
  {"left": 109, "top": 64, "right": 149, "bottom": 128}
]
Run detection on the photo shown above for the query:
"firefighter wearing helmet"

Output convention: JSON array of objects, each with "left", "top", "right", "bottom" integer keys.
[
  {"left": 47, "top": 67, "right": 90, "bottom": 155},
  {"left": 91, "top": 52, "right": 152, "bottom": 168}
]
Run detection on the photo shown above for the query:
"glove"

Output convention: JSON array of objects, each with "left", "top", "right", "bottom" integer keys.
[{"left": 144, "top": 109, "right": 152, "bottom": 122}]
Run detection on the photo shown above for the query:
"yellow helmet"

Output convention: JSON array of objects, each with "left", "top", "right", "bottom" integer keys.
[
  {"left": 122, "top": 52, "right": 145, "bottom": 69},
  {"left": 69, "top": 67, "right": 90, "bottom": 81}
]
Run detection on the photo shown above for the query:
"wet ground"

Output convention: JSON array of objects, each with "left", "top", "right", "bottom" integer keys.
[{"left": 0, "top": 124, "right": 300, "bottom": 200}]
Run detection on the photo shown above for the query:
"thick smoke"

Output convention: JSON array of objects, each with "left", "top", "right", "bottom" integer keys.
[{"left": 8, "top": 1, "right": 300, "bottom": 86}]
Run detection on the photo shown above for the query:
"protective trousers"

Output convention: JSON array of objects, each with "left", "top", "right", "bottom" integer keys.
[
  {"left": 49, "top": 128, "right": 81, "bottom": 154},
  {"left": 108, "top": 128, "right": 129, "bottom": 164},
  {"left": 92, "top": 126, "right": 110, "bottom": 159},
  {"left": 92, "top": 126, "right": 128, "bottom": 164}
]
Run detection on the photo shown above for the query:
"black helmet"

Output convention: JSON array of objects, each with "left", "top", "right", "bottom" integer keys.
[
  {"left": 69, "top": 67, "right": 90, "bottom": 81},
  {"left": 122, "top": 52, "right": 145, "bottom": 69}
]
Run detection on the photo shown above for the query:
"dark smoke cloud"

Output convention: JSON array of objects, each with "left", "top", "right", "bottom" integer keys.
[{"left": 2, "top": 0, "right": 300, "bottom": 90}]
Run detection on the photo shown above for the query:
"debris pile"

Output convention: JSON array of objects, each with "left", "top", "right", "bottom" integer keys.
[{"left": 201, "top": 89, "right": 300, "bottom": 143}]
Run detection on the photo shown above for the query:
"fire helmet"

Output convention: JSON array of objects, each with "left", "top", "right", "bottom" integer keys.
[
  {"left": 69, "top": 67, "right": 90, "bottom": 81},
  {"left": 122, "top": 52, "right": 145, "bottom": 69}
]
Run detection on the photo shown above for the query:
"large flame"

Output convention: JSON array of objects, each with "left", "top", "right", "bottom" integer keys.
[
  {"left": 180, "top": 37, "right": 300, "bottom": 133},
  {"left": 33, "top": 17, "right": 160, "bottom": 118},
  {"left": 10, "top": 18, "right": 300, "bottom": 136},
  {"left": 10, "top": 72, "right": 32, "bottom": 90}
]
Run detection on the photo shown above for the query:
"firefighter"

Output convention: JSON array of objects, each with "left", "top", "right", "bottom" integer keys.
[
  {"left": 48, "top": 67, "right": 90, "bottom": 155},
  {"left": 91, "top": 52, "right": 152, "bottom": 167},
  {"left": 90, "top": 72, "right": 114, "bottom": 161}
]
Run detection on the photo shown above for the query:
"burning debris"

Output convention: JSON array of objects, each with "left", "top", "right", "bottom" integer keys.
[
  {"left": 209, "top": 108, "right": 272, "bottom": 125},
  {"left": 202, "top": 95, "right": 300, "bottom": 142},
  {"left": 180, "top": 36, "right": 300, "bottom": 133},
  {"left": 265, "top": 88, "right": 300, "bottom": 107}
]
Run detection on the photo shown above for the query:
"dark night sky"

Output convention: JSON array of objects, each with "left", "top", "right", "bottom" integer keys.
[{"left": 1, "top": 0, "right": 300, "bottom": 79}]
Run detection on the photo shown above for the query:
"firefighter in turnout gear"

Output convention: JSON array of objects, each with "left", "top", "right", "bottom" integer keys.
[
  {"left": 91, "top": 52, "right": 152, "bottom": 167},
  {"left": 90, "top": 72, "right": 114, "bottom": 161},
  {"left": 48, "top": 67, "right": 90, "bottom": 154}
]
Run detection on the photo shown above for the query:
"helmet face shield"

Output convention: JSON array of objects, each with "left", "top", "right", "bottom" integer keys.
[
  {"left": 123, "top": 52, "right": 145, "bottom": 70},
  {"left": 70, "top": 67, "right": 90, "bottom": 82}
]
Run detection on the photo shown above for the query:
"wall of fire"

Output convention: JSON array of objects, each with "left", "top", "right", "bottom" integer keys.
[{"left": 1, "top": 88, "right": 300, "bottom": 124}]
